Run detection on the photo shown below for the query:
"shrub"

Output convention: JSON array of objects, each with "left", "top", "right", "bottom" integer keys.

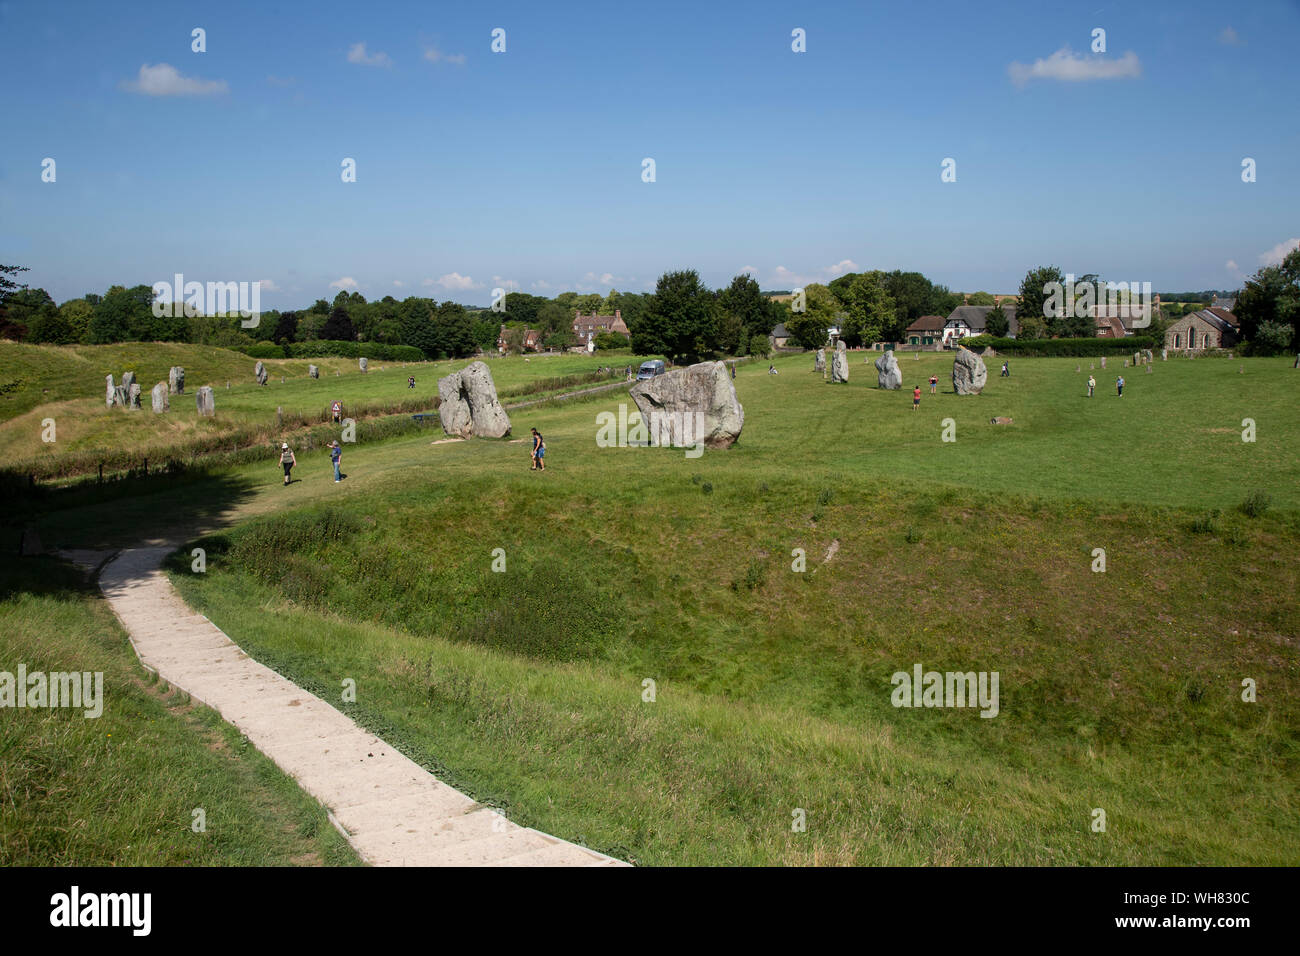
[
  {"left": 241, "top": 342, "right": 287, "bottom": 359},
  {"left": 1238, "top": 491, "right": 1272, "bottom": 518},
  {"left": 593, "top": 332, "right": 631, "bottom": 350},
  {"left": 1189, "top": 510, "right": 1220, "bottom": 534},
  {"left": 960, "top": 335, "right": 1156, "bottom": 357},
  {"left": 284, "top": 340, "right": 425, "bottom": 362}
]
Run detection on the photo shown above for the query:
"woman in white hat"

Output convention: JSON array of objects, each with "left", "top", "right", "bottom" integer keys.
[{"left": 279, "top": 443, "right": 296, "bottom": 485}]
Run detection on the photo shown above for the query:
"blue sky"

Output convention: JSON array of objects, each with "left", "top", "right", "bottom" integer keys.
[{"left": 2, "top": 0, "right": 1298, "bottom": 308}]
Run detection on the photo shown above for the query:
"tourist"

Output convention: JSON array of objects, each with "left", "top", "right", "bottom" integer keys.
[
  {"left": 768, "top": 364, "right": 778, "bottom": 375},
  {"left": 1087, "top": 374, "right": 1095, "bottom": 397},
  {"left": 407, "top": 376, "right": 415, "bottom": 389},
  {"left": 913, "top": 384, "right": 921, "bottom": 411},
  {"left": 929, "top": 374, "right": 937, "bottom": 394},
  {"left": 279, "top": 443, "right": 296, "bottom": 485},
  {"left": 330, "top": 441, "right": 342, "bottom": 483},
  {"left": 730, "top": 364, "right": 736, "bottom": 379},
  {"left": 530, "top": 427, "right": 545, "bottom": 471},
  {"left": 1001, "top": 361, "right": 1010, "bottom": 377},
  {"left": 1116, "top": 375, "right": 1125, "bottom": 397}
]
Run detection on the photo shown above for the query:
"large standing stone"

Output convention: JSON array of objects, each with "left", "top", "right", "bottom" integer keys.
[
  {"left": 106, "top": 375, "right": 116, "bottom": 408},
  {"left": 121, "top": 371, "right": 136, "bottom": 392},
  {"left": 831, "top": 341, "right": 849, "bottom": 383},
  {"left": 952, "top": 347, "right": 987, "bottom": 395},
  {"left": 359, "top": 357, "right": 368, "bottom": 373},
  {"left": 1143, "top": 349, "right": 1153, "bottom": 364},
  {"left": 628, "top": 361, "right": 744, "bottom": 449},
  {"left": 814, "top": 349, "right": 826, "bottom": 373},
  {"left": 196, "top": 386, "right": 215, "bottom": 417},
  {"left": 127, "top": 383, "right": 142, "bottom": 409},
  {"left": 874, "top": 350, "right": 902, "bottom": 389},
  {"left": 309, "top": 364, "right": 319, "bottom": 379},
  {"left": 255, "top": 361, "right": 268, "bottom": 386},
  {"left": 169, "top": 366, "right": 185, "bottom": 394},
  {"left": 437, "top": 361, "right": 511, "bottom": 438},
  {"left": 151, "top": 382, "right": 168, "bottom": 413},
  {"left": 114, "top": 385, "right": 129, "bottom": 407},
  {"left": 1161, "top": 348, "right": 1168, "bottom": 361}
]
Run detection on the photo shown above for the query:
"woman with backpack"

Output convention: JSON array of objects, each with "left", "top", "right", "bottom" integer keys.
[{"left": 279, "top": 443, "right": 296, "bottom": 485}]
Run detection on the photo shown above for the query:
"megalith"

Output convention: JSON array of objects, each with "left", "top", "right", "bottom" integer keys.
[
  {"left": 628, "top": 360, "right": 744, "bottom": 449},
  {"left": 831, "top": 341, "right": 849, "bottom": 383},
  {"left": 437, "top": 361, "right": 511, "bottom": 438},
  {"left": 875, "top": 350, "right": 902, "bottom": 389},
  {"left": 952, "top": 347, "right": 987, "bottom": 395}
]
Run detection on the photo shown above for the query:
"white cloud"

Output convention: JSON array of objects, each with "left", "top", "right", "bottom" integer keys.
[
  {"left": 120, "top": 63, "right": 228, "bottom": 97},
  {"left": 1259, "top": 238, "right": 1300, "bottom": 267},
  {"left": 393, "top": 280, "right": 405, "bottom": 287},
  {"left": 329, "top": 277, "right": 359, "bottom": 290},
  {"left": 1218, "top": 27, "right": 1243, "bottom": 47},
  {"left": 348, "top": 43, "right": 392, "bottom": 68},
  {"left": 739, "top": 265, "right": 759, "bottom": 276},
  {"left": 823, "top": 259, "right": 859, "bottom": 278},
  {"left": 423, "top": 45, "right": 466, "bottom": 66},
  {"left": 255, "top": 278, "right": 281, "bottom": 292},
  {"left": 1008, "top": 47, "right": 1141, "bottom": 86},
  {"left": 1225, "top": 260, "right": 1240, "bottom": 275},
  {"left": 433, "top": 272, "right": 481, "bottom": 290}
]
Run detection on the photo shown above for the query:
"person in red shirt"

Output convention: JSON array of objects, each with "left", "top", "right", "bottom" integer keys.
[{"left": 913, "top": 385, "right": 921, "bottom": 410}]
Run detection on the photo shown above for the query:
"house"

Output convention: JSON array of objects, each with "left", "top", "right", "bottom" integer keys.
[
  {"left": 769, "top": 322, "right": 793, "bottom": 348},
  {"left": 1093, "top": 315, "right": 1128, "bottom": 338},
  {"left": 1211, "top": 295, "right": 1237, "bottom": 312},
  {"left": 943, "top": 305, "right": 1018, "bottom": 344},
  {"left": 904, "top": 315, "right": 945, "bottom": 346},
  {"left": 497, "top": 326, "right": 542, "bottom": 352},
  {"left": 572, "top": 310, "right": 629, "bottom": 344},
  {"left": 1165, "top": 309, "right": 1239, "bottom": 350}
]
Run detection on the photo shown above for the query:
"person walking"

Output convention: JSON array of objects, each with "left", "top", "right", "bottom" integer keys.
[
  {"left": 279, "top": 443, "right": 296, "bottom": 485},
  {"left": 530, "top": 427, "right": 546, "bottom": 471},
  {"left": 407, "top": 376, "right": 416, "bottom": 389},
  {"left": 912, "top": 384, "right": 921, "bottom": 411},
  {"left": 1087, "top": 374, "right": 1095, "bottom": 397},
  {"left": 330, "top": 440, "right": 342, "bottom": 482},
  {"left": 730, "top": 363, "right": 736, "bottom": 380},
  {"left": 1116, "top": 375, "right": 1125, "bottom": 397},
  {"left": 1001, "top": 361, "right": 1010, "bottom": 377}
]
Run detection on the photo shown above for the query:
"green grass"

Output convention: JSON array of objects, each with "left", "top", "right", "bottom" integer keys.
[
  {"left": 0, "top": 343, "right": 654, "bottom": 480},
  {"left": 0, "top": 554, "right": 361, "bottom": 866},
  {"left": 20, "top": 351, "right": 1300, "bottom": 865}
]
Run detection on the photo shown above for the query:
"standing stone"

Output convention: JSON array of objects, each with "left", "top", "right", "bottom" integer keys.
[
  {"left": 151, "top": 382, "right": 169, "bottom": 413},
  {"left": 121, "top": 371, "right": 136, "bottom": 392},
  {"left": 437, "top": 361, "right": 511, "bottom": 438},
  {"left": 1133, "top": 352, "right": 1141, "bottom": 367},
  {"left": 106, "top": 374, "right": 116, "bottom": 408},
  {"left": 951, "top": 347, "right": 988, "bottom": 395},
  {"left": 1143, "top": 349, "right": 1154, "bottom": 364},
  {"left": 831, "top": 341, "right": 849, "bottom": 383},
  {"left": 628, "top": 361, "right": 744, "bottom": 449},
  {"left": 169, "top": 366, "right": 185, "bottom": 394},
  {"left": 127, "top": 383, "right": 142, "bottom": 409},
  {"left": 359, "top": 357, "right": 368, "bottom": 373},
  {"left": 814, "top": 349, "right": 826, "bottom": 373},
  {"left": 255, "top": 361, "right": 268, "bottom": 386},
  {"left": 1100, "top": 356, "right": 1107, "bottom": 369},
  {"left": 1146, "top": 364, "right": 1152, "bottom": 374},
  {"left": 196, "top": 386, "right": 215, "bottom": 417},
  {"left": 309, "top": 364, "right": 319, "bottom": 379},
  {"left": 874, "top": 350, "right": 902, "bottom": 389},
  {"left": 114, "top": 385, "right": 129, "bottom": 407},
  {"left": 1162, "top": 349, "right": 1168, "bottom": 361}
]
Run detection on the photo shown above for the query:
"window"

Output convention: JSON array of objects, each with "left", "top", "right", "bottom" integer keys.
[{"left": 1174, "top": 333, "right": 1181, "bottom": 348}]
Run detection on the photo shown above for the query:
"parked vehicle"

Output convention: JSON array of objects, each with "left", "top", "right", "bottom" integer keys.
[{"left": 636, "top": 360, "right": 666, "bottom": 380}]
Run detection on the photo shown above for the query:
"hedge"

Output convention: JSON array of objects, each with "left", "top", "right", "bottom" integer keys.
[
  {"left": 236, "top": 340, "right": 428, "bottom": 362},
  {"left": 961, "top": 335, "right": 1157, "bottom": 357}
]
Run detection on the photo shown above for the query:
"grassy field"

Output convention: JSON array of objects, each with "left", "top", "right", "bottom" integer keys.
[
  {"left": 0, "top": 343, "right": 648, "bottom": 479},
  {"left": 21, "top": 349, "right": 1295, "bottom": 865},
  {"left": 0, "top": 554, "right": 361, "bottom": 866}
]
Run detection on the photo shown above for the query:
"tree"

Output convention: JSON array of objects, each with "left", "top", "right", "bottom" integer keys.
[
  {"left": 966, "top": 291, "right": 996, "bottom": 306},
  {"left": 719, "top": 273, "right": 773, "bottom": 340},
  {"left": 87, "top": 285, "right": 154, "bottom": 343},
  {"left": 59, "top": 298, "right": 94, "bottom": 342},
  {"left": 1253, "top": 320, "right": 1294, "bottom": 355},
  {"left": 273, "top": 311, "right": 299, "bottom": 344},
  {"left": 831, "top": 272, "right": 896, "bottom": 346},
  {"left": 635, "top": 270, "right": 715, "bottom": 360},
  {"left": 1236, "top": 248, "right": 1300, "bottom": 351},
  {"left": 1018, "top": 265, "right": 1064, "bottom": 338},
  {"left": 985, "top": 304, "right": 1010, "bottom": 338},
  {"left": 320, "top": 307, "right": 356, "bottom": 341}
]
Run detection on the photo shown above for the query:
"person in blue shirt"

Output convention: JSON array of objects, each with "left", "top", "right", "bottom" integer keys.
[{"left": 330, "top": 441, "right": 342, "bottom": 482}]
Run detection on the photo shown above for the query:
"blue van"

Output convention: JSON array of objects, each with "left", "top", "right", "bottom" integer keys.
[{"left": 636, "top": 360, "right": 666, "bottom": 381}]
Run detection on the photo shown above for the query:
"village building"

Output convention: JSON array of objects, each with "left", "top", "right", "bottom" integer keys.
[
  {"left": 1165, "top": 308, "right": 1239, "bottom": 351},
  {"left": 769, "top": 322, "right": 793, "bottom": 349},
  {"left": 497, "top": 326, "right": 542, "bottom": 353},
  {"left": 904, "top": 315, "right": 945, "bottom": 346},
  {"left": 572, "top": 310, "right": 629, "bottom": 345},
  {"left": 942, "top": 305, "right": 1019, "bottom": 344}
]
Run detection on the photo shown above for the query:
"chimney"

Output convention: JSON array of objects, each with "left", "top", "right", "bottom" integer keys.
[{"left": 615, "top": 309, "right": 621, "bottom": 321}]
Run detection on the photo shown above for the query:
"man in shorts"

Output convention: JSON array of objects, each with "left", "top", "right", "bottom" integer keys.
[
  {"left": 531, "top": 427, "right": 546, "bottom": 471},
  {"left": 912, "top": 384, "right": 921, "bottom": 411}
]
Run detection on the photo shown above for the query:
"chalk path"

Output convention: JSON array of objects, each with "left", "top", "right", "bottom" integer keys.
[{"left": 94, "top": 546, "right": 626, "bottom": 867}]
